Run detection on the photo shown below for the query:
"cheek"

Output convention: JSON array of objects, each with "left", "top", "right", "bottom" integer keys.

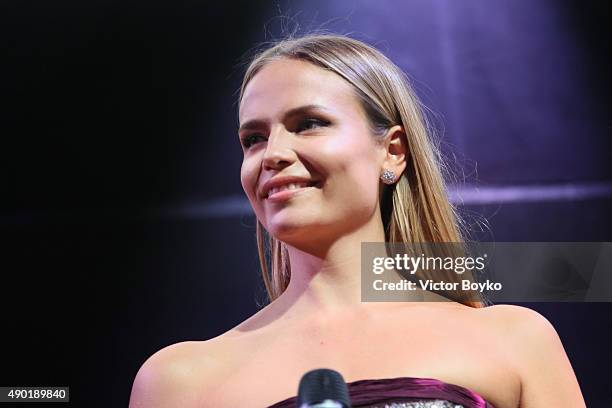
[
  {"left": 341, "top": 163, "right": 380, "bottom": 207},
  {"left": 322, "top": 132, "right": 380, "bottom": 191},
  {"left": 240, "top": 158, "right": 259, "bottom": 200}
]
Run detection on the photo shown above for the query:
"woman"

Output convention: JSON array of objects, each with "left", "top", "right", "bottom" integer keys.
[{"left": 129, "top": 34, "right": 585, "bottom": 407}]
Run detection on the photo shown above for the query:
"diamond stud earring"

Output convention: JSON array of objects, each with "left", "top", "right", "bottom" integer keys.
[{"left": 380, "top": 169, "right": 396, "bottom": 184}]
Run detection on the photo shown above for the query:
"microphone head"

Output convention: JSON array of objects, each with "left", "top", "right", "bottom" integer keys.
[{"left": 297, "top": 368, "right": 351, "bottom": 408}]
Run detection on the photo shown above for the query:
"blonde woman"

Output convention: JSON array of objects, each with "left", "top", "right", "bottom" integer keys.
[{"left": 129, "top": 34, "right": 585, "bottom": 408}]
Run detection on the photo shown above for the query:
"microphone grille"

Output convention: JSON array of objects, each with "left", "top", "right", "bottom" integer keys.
[{"left": 297, "top": 368, "right": 351, "bottom": 408}]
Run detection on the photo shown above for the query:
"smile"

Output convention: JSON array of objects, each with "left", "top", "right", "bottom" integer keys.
[
  {"left": 268, "top": 182, "right": 312, "bottom": 196},
  {"left": 266, "top": 182, "right": 319, "bottom": 202}
]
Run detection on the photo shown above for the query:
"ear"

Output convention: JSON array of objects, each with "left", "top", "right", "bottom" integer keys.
[{"left": 380, "top": 125, "right": 408, "bottom": 181}]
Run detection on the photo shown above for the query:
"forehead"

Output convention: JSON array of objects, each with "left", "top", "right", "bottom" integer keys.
[{"left": 239, "top": 58, "right": 362, "bottom": 122}]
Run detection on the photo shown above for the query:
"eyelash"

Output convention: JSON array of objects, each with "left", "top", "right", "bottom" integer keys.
[{"left": 241, "top": 118, "right": 330, "bottom": 148}]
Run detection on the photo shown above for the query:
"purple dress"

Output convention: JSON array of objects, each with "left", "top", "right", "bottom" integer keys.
[{"left": 266, "top": 376, "right": 496, "bottom": 408}]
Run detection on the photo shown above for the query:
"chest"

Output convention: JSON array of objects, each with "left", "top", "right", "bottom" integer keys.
[{"left": 210, "top": 321, "right": 520, "bottom": 408}]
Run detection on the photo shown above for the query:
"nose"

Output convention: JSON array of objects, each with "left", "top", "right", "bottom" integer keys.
[{"left": 262, "top": 126, "right": 296, "bottom": 171}]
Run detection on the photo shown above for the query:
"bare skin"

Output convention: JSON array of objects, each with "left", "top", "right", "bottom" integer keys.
[
  {"left": 129, "top": 58, "right": 585, "bottom": 408},
  {"left": 128, "top": 301, "right": 583, "bottom": 408},
  {"left": 210, "top": 301, "right": 522, "bottom": 407}
]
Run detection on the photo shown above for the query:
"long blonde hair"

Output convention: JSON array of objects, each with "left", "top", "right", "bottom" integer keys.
[{"left": 238, "top": 33, "right": 486, "bottom": 308}]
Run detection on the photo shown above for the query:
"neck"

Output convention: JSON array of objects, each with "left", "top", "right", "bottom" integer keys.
[{"left": 271, "top": 211, "right": 392, "bottom": 322}]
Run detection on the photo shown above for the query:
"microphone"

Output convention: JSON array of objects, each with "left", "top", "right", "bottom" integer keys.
[{"left": 296, "top": 368, "right": 352, "bottom": 408}]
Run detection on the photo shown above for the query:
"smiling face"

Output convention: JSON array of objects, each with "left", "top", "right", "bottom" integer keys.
[{"left": 238, "top": 58, "right": 387, "bottom": 246}]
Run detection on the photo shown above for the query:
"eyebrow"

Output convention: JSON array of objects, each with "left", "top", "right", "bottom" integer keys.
[{"left": 238, "top": 104, "right": 332, "bottom": 133}]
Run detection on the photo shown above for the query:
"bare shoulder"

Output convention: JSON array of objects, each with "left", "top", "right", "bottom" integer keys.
[
  {"left": 476, "top": 304, "right": 569, "bottom": 346},
  {"left": 129, "top": 339, "right": 226, "bottom": 408},
  {"left": 478, "top": 304, "right": 586, "bottom": 407},
  {"left": 474, "top": 304, "right": 568, "bottom": 358},
  {"left": 477, "top": 303, "right": 550, "bottom": 330}
]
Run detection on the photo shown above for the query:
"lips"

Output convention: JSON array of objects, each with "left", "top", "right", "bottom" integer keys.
[
  {"left": 260, "top": 177, "right": 319, "bottom": 199},
  {"left": 266, "top": 184, "right": 319, "bottom": 203},
  {"left": 267, "top": 181, "right": 314, "bottom": 196}
]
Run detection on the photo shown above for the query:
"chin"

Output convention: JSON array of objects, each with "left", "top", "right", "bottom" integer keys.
[
  {"left": 267, "top": 220, "right": 326, "bottom": 244},
  {"left": 268, "top": 223, "right": 312, "bottom": 240}
]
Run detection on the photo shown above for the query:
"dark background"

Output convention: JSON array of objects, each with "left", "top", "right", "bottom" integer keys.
[{"left": 2, "top": 0, "right": 611, "bottom": 406}]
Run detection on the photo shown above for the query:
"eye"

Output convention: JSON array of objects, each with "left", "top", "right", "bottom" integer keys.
[
  {"left": 240, "top": 118, "right": 330, "bottom": 149},
  {"left": 297, "top": 118, "right": 329, "bottom": 132},
  {"left": 241, "top": 133, "right": 266, "bottom": 148}
]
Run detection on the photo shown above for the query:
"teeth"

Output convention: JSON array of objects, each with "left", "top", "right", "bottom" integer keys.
[{"left": 268, "top": 182, "right": 311, "bottom": 196}]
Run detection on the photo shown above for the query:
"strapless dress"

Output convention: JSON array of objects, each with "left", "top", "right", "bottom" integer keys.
[{"left": 266, "top": 376, "right": 496, "bottom": 408}]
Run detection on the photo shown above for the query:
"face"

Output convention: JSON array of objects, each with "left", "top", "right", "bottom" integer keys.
[{"left": 238, "top": 58, "right": 387, "bottom": 246}]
